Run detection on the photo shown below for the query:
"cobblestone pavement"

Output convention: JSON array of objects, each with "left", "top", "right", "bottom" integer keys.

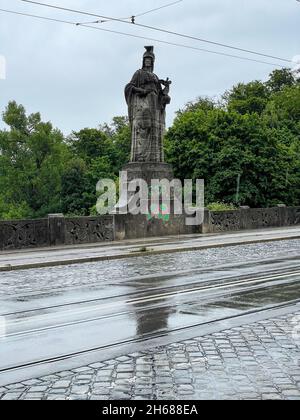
[
  {"left": 1, "top": 240, "right": 299, "bottom": 296},
  {"left": 1, "top": 311, "right": 300, "bottom": 400}
]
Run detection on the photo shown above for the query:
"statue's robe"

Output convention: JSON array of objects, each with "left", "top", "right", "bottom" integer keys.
[{"left": 125, "top": 69, "right": 170, "bottom": 163}]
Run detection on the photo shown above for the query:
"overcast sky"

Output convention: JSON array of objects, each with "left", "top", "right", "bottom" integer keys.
[{"left": 0, "top": 0, "right": 299, "bottom": 135}]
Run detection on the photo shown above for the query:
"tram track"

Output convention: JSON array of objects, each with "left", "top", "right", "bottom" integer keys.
[
  {"left": 1, "top": 270, "right": 299, "bottom": 337},
  {"left": 2, "top": 258, "right": 300, "bottom": 318},
  {"left": 0, "top": 267, "right": 298, "bottom": 349},
  {"left": 1, "top": 250, "right": 300, "bottom": 387},
  {"left": 1, "top": 298, "right": 299, "bottom": 377}
]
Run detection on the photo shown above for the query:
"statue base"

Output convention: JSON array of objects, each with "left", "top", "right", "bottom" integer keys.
[
  {"left": 122, "top": 162, "right": 174, "bottom": 184},
  {"left": 114, "top": 162, "right": 200, "bottom": 240}
]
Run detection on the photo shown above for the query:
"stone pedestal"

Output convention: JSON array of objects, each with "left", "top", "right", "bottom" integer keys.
[
  {"left": 114, "top": 162, "right": 200, "bottom": 240},
  {"left": 122, "top": 162, "right": 174, "bottom": 184}
]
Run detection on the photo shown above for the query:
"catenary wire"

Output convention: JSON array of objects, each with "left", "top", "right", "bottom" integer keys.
[
  {"left": 135, "top": 0, "right": 184, "bottom": 18},
  {"left": 77, "top": 0, "right": 184, "bottom": 25},
  {"left": 19, "top": 0, "right": 292, "bottom": 64},
  {"left": 0, "top": 8, "right": 286, "bottom": 68}
]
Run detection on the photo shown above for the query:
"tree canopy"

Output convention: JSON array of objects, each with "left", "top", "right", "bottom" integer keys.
[
  {"left": 0, "top": 103, "right": 131, "bottom": 219},
  {"left": 0, "top": 68, "right": 299, "bottom": 220},
  {"left": 165, "top": 68, "right": 300, "bottom": 207}
]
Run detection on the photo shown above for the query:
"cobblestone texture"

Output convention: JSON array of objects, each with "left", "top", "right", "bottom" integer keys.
[
  {"left": 1, "top": 240, "right": 299, "bottom": 297},
  {"left": 1, "top": 311, "right": 300, "bottom": 400}
]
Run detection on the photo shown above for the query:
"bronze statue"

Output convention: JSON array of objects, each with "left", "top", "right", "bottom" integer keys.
[{"left": 125, "top": 46, "right": 171, "bottom": 163}]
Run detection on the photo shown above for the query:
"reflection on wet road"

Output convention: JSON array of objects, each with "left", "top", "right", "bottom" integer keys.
[{"left": 0, "top": 242, "right": 300, "bottom": 379}]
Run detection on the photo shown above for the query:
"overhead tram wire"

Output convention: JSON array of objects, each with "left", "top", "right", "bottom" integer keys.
[
  {"left": 20, "top": 0, "right": 292, "bottom": 64},
  {"left": 134, "top": 0, "right": 184, "bottom": 18},
  {"left": 0, "top": 8, "right": 75, "bottom": 25},
  {"left": 0, "top": 8, "right": 286, "bottom": 68},
  {"left": 77, "top": 0, "right": 184, "bottom": 25}
]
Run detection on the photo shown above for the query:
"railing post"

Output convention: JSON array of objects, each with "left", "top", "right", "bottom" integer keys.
[
  {"left": 201, "top": 208, "right": 210, "bottom": 234},
  {"left": 48, "top": 214, "right": 65, "bottom": 246},
  {"left": 277, "top": 204, "right": 287, "bottom": 227}
]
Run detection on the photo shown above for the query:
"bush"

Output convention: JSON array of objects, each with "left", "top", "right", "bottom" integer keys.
[{"left": 207, "top": 202, "right": 237, "bottom": 211}]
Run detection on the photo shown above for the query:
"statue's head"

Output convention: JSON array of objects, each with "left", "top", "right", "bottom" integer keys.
[{"left": 143, "top": 46, "right": 155, "bottom": 71}]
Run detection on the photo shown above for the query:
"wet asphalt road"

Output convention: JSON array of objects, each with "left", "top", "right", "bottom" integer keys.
[{"left": 0, "top": 240, "right": 300, "bottom": 385}]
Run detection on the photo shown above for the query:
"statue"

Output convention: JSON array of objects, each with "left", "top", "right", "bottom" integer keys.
[{"left": 125, "top": 46, "right": 171, "bottom": 163}]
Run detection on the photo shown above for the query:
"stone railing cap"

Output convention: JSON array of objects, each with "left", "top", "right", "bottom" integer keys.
[{"left": 48, "top": 214, "right": 64, "bottom": 218}]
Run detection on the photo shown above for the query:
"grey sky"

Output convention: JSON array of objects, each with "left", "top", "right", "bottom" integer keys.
[{"left": 0, "top": 0, "right": 299, "bottom": 135}]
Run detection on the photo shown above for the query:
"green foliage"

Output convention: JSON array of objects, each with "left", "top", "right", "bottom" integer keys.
[
  {"left": 0, "top": 100, "right": 131, "bottom": 219},
  {"left": 177, "top": 97, "right": 217, "bottom": 115},
  {"left": 69, "top": 128, "right": 113, "bottom": 163},
  {"left": 0, "top": 101, "right": 69, "bottom": 219},
  {"left": 224, "top": 81, "right": 269, "bottom": 115},
  {"left": 62, "top": 117, "right": 130, "bottom": 216},
  {"left": 60, "top": 158, "right": 90, "bottom": 216},
  {"left": 269, "top": 85, "right": 300, "bottom": 122},
  {"left": 165, "top": 68, "right": 300, "bottom": 208},
  {"left": 0, "top": 68, "right": 299, "bottom": 220},
  {"left": 0, "top": 198, "right": 32, "bottom": 220},
  {"left": 207, "top": 202, "right": 237, "bottom": 211},
  {"left": 266, "top": 68, "right": 296, "bottom": 93}
]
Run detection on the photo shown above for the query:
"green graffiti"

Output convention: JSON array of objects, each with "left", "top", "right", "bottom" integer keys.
[{"left": 147, "top": 203, "right": 170, "bottom": 222}]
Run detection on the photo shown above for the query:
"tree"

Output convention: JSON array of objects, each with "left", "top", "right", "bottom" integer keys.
[
  {"left": 266, "top": 68, "right": 296, "bottom": 93},
  {"left": 60, "top": 158, "right": 92, "bottom": 216},
  {"left": 268, "top": 85, "right": 300, "bottom": 122},
  {"left": 100, "top": 116, "right": 131, "bottom": 170},
  {"left": 0, "top": 101, "right": 69, "bottom": 219},
  {"left": 165, "top": 73, "right": 300, "bottom": 208},
  {"left": 224, "top": 81, "right": 269, "bottom": 115},
  {"left": 1, "top": 66, "right": 299, "bottom": 220},
  {"left": 62, "top": 118, "right": 130, "bottom": 216},
  {"left": 69, "top": 128, "right": 113, "bottom": 163}
]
